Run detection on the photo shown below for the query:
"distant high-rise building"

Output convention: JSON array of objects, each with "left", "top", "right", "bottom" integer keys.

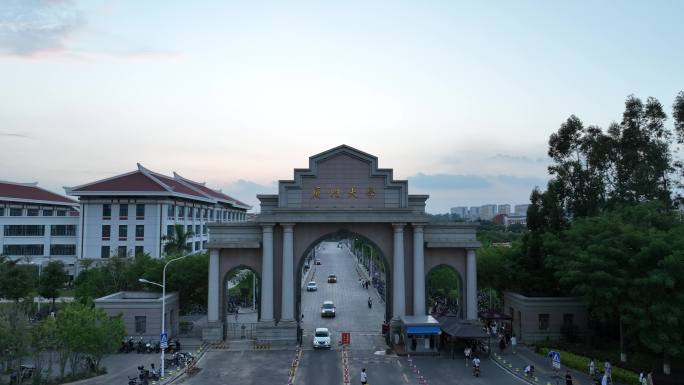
[
  {"left": 468, "top": 206, "right": 480, "bottom": 221},
  {"left": 514, "top": 204, "right": 530, "bottom": 215},
  {"left": 497, "top": 204, "right": 511, "bottom": 215},
  {"left": 450, "top": 206, "right": 468, "bottom": 219},
  {"left": 480, "top": 204, "right": 497, "bottom": 221}
]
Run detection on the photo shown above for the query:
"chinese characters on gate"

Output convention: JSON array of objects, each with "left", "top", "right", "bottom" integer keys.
[{"left": 312, "top": 186, "right": 376, "bottom": 199}]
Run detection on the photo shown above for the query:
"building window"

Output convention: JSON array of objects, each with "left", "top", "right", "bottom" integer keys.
[
  {"left": 56, "top": 210, "right": 66, "bottom": 216},
  {"left": 42, "top": 209, "right": 53, "bottom": 216},
  {"left": 117, "top": 246, "right": 127, "bottom": 257},
  {"left": 135, "top": 225, "right": 144, "bottom": 240},
  {"left": 119, "top": 204, "right": 128, "bottom": 219},
  {"left": 0, "top": 207, "right": 4, "bottom": 216},
  {"left": 135, "top": 246, "right": 144, "bottom": 256},
  {"left": 51, "top": 225, "right": 76, "bottom": 236},
  {"left": 202, "top": 240, "right": 207, "bottom": 249},
  {"left": 194, "top": 241, "right": 200, "bottom": 251},
  {"left": 186, "top": 242, "right": 192, "bottom": 251},
  {"left": 202, "top": 224, "right": 207, "bottom": 235},
  {"left": 4, "top": 225, "right": 45, "bottom": 236},
  {"left": 167, "top": 205, "right": 175, "bottom": 218},
  {"left": 178, "top": 206, "right": 185, "bottom": 218},
  {"left": 195, "top": 225, "right": 200, "bottom": 235},
  {"left": 118, "top": 225, "right": 127, "bottom": 240},
  {"left": 102, "top": 204, "right": 111, "bottom": 219},
  {"left": 10, "top": 208, "right": 22, "bottom": 216},
  {"left": 136, "top": 204, "right": 145, "bottom": 219},
  {"left": 188, "top": 207, "right": 193, "bottom": 219},
  {"left": 166, "top": 225, "right": 174, "bottom": 237},
  {"left": 203, "top": 209, "right": 208, "bottom": 219},
  {"left": 187, "top": 225, "right": 192, "bottom": 235},
  {"left": 50, "top": 244, "right": 76, "bottom": 256},
  {"left": 102, "top": 225, "right": 111, "bottom": 240},
  {"left": 26, "top": 208, "right": 39, "bottom": 216},
  {"left": 563, "top": 313, "right": 574, "bottom": 325},
  {"left": 3, "top": 244, "right": 44, "bottom": 255},
  {"left": 209, "top": 209, "right": 213, "bottom": 220},
  {"left": 135, "top": 316, "right": 147, "bottom": 334},
  {"left": 101, "top": 245, "right": 110, "bottom": 258},
  {"left": 538, "top": 314, "right": 550, "bottom": 331},
  {"left": 223, "top": 211, "right": 227, "bottom": 221},
  {"left": 195, "top": 208, "right": 200, "bottom": 218}
]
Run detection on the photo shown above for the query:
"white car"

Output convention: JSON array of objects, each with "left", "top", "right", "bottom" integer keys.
[
  {"left": 306, "top": 281, "right": 318, "bottom": 291},
  {"left": 313, "top": 327, "right": 331, "bottom": 349}
]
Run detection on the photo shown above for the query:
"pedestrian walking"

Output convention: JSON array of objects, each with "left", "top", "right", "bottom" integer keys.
[
  {"left": 565, "top": 370, "right": 573, "bottom": 385},
  {"left": 604, "top": 359, "right": 612, "bottom": 381},
  {"left": 464, "top": 345, "right": 472, "bottom": 367},
  {"left": 601, "top": 373, "right": 608, "bottom": 385},
  {"left": 498, "top": 336, "right": 506, "bottom": 353},
  {"left": 360, "top": 368, "right": 368, "bottom": 385},
  {"left": 589, "top": 359, "right": 596, "bottom": 376},
  {"left": 367, "top": 297, "right": 372, "bottom": 309},
  {"left": 510, "top": 334, "right": 517, "bottom": 354},
  {"left": 646, "top": 370, "right": 654, "bottom": 385},
  {"left": 639, "top": 370, "right": 645, "bottom": 384}
]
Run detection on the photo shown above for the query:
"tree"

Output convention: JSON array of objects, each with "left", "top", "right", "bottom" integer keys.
[
  {"left": 162, "top": 224, "right": 194, "bottom": 256},
  {"left": 544, "top": 202, "right": 684, "bottom": 368},
  {"left": 38, "top": 260, "right": 69, "bottom": 310},
  {"left": 31, "top": 317, "right": 58, "bottom": 384},
  {"left": 55, "top": 302, "right": 125, "bottom": 375},
  {"left": 0, "top": 304, "right": 31, "bottom": 381},
  {"left": 0, "top": 256, "right": 33, "bottom": 302}
]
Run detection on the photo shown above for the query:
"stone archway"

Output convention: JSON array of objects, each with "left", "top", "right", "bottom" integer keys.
[
  {"left": 203, "top": 145, "right": 481, "bottom": 344},
  {"left": 425, "top": 264, "right": 464, "bottom": 318},
  {"left": 294, "top": 229, "right": 393, "bottom": 328},
  {"left": 222, "top": 265, "right": 260, "bottom": 340}
]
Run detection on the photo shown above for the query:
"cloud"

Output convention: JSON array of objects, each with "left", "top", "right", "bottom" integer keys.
[
  {"left": 0, "top": 130, "right": 31, "bottom": 139},
  {"left": 494, "top": 175, "right": 547, "bottom": 187},
  {"left": 408, "top": 173, "right": 491, "bottom": 189},
  {"left": 0, "top": 0, "right": 84, "bottom": 56}
]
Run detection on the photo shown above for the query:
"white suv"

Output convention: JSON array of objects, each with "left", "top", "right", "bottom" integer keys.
[{"left": 313, "top": 327, "right": 331, "bottom": 349}]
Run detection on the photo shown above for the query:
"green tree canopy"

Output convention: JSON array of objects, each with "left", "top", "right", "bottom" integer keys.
[{"left": 38, "top": 260, "right": 69, "bottom": 309}]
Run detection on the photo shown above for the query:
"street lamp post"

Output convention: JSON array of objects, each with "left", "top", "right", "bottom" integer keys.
[{"left": 139, "top": 254, "right": 190, "bottom": 378}]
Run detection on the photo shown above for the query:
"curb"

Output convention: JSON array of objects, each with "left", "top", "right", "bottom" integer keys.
[{"left": 490, "top": 353, "right": 539, "bottom": 385}]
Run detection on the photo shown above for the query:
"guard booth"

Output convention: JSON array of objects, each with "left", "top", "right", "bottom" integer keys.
[{"left": 399, "top": 315, "right": 441, "bottom": 355}]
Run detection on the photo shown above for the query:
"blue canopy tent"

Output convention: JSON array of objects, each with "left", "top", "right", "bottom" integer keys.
[{"left": 400, "top": 315, "right": 441, "bottom": 354}]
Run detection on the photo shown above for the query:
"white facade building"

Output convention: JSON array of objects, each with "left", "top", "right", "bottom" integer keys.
[
  {"left": 497, "top": 204, "right": 511, "bottom": 215},
  {"left": 467, "top": 206, "right": 480, "bottom": 221},
  {"left": 514, "top": 204, "right": 530, "bottom": 215},
  {"left": 450, "top": 206, "right": 468, "bottom": 219},
  {"left": 479, "top": 204, "right": 498, "bottom": 221},
  {"left": 66, "top": 164, "right": 250, "bottom": 260},
  {"left": 0, "top": 181, "right": 80, "bottom": 277}
]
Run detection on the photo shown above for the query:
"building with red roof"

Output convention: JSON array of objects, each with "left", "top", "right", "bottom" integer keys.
[
  {"left": 0, "top": 181, "right": 80, "bottom": 276},
  {"left": 65, "top": 164, "right": 250, "bottom": 260}
]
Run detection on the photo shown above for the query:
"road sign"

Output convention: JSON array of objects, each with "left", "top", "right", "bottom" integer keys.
[
  {"left": 160, "top": 332, "right": 168, "bottom": 349},
  {"left": 341, "top": 332, "right": 350, "bottom": 345},
  {"left": 550, "top": 351, "right": 561, "bottom": 369}
]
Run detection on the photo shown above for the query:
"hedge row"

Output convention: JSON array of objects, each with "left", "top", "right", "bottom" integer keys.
[{"left": 535, "top": 346, "right": 640, "bottom": 385}]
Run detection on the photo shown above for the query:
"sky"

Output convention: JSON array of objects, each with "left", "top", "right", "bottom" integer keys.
[{"left": 1, "top": 0, "right": 683, "bottom": 213}]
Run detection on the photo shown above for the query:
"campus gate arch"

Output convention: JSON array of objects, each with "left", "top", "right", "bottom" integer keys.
[{"left": 202, "top": 145, "right": 480, "bottom": 343}]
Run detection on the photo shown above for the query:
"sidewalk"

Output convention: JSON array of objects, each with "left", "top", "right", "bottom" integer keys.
[{"left": 491, "top": 345, "right": 614, "bottom": 385}]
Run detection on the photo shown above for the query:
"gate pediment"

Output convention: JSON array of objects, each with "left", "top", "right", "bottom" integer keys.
[{"left": 276, "top": 145, "right": 408, "bottom": 209}]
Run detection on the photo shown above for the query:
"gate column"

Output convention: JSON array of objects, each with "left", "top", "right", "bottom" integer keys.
[
  {"left": 261, "top": 224, "right": 275, "bottom": 322},
  {"left": 392, "top": 223, "right": 406, "bottom": 319},
  {"left": 207, "top": 248, "right": 219, "bottom": 322},
  {"left": 412, "top": 224, "right": 425, "bottom": 315},
  {"left": 280, "top": 223, "right": 295, "bottom": 322},
  {"left": 466, "top": 248, "right": 477, "bottom": 320}
]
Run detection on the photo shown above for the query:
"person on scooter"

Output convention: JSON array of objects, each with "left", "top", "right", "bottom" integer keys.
[{"left": 472, "top": 355, "right": 481, "bottom": 376}]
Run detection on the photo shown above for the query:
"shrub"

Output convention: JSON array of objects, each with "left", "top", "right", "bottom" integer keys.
[{"left": 535, "top": 346, "right": 640, "bottom": 385}]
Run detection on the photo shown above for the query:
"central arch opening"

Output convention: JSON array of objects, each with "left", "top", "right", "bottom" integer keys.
[{"left": 295, "top": 230, "right": 390, "bottom": 348}]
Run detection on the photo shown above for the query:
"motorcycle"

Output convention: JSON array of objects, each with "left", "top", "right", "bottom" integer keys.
[{"left": 136, "top": 340, "right": 145, "bottom": 354}]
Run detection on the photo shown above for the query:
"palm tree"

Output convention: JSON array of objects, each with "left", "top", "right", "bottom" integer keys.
[{"left": 162, "top": 224, "right": 194, "bottom": 256}]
